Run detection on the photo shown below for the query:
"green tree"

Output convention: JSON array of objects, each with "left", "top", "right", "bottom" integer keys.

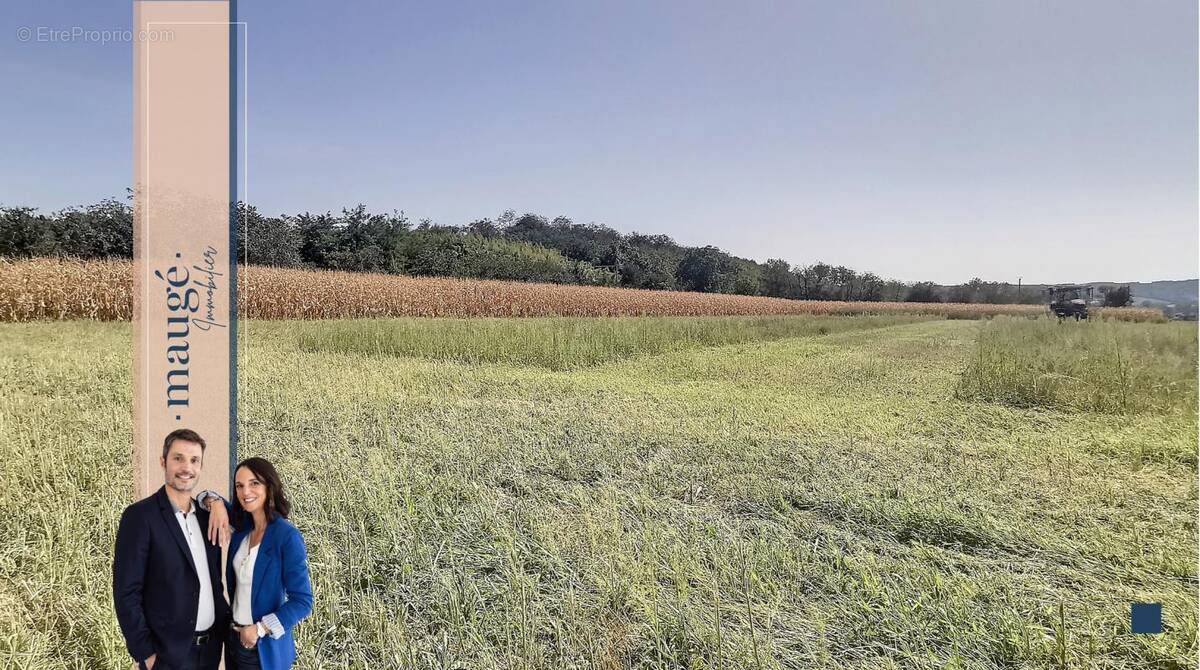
[
  {"left": 856, "top": 272, "right": 884, "bottom": 301},
  {"left": 235, "top": 202, "right": 302, "bottom": 267},
  {"left": 55, "top": 198, "right": 133, "bottom": 258},
  {"left": 761, "top": 258, "right": 797, "bottom": 298},
  {"left": 796, "top": 262, "right": 833, "bottom": 299},
  {"left": 598, "top": 241, "right": 675, "bottom": 289},
  {"left": 677, "top": 246, "right": 735, "bottom": 293},
  {"left": 0, "top": 206, "right": 57, "bottom": 257},
  {"left": 729, "top": 258, "right": 762, "bottom": 296},
  {"left": 295, "top": 212, "right": 342, "bottom": 268}
]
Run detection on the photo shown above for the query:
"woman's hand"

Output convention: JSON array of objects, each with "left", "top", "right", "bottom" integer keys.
[{"left": 238, "top": 624, "right": 259, "bottom": 649}]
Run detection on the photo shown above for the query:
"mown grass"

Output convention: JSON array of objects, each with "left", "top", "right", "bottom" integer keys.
[
  {"left": 956, "top": 317, "right": 1198, "bottom": 417},
  {"left": 295, "top": 315, "right": 932, "bottom": 370},
  {"left": 0, "top": 317, "right": 1196, "bottom": 669}
]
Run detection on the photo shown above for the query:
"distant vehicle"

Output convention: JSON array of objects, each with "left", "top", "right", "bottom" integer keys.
[{"left": 1047, "top": 285, "right": 1092, "bottom": 321}]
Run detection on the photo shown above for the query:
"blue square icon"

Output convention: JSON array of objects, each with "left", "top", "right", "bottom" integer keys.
[{"left": 1131, "top": 603, "right": 1162, "bottom": 634}]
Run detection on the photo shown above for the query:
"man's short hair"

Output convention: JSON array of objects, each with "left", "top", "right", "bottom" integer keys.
[{"left": 162, "top": 428, "right": 207, "bottom": 460}]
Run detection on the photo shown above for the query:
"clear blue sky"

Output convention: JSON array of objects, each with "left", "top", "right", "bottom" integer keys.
[{"left": 3, "top": 0, "right": 1196, "bottom": 284}]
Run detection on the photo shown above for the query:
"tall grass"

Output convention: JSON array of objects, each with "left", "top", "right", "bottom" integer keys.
[
  {"left": 956, "top": 317, "right": 1198, "bottom": 415},
  {"left": 294, "top": 315, "right": 931, "bottom": 370}
]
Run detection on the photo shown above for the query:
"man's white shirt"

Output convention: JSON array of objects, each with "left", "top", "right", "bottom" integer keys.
[{"left": 170, "top": 498, "right": 215, "bottom": 632}]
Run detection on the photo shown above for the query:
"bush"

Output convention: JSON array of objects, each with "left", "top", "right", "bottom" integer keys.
[
  {"left": 397, "top": 229, "right": 584, "bottom": 283},
  {"left": 1, "top": 200, "right": 132, "bottom": 259}
]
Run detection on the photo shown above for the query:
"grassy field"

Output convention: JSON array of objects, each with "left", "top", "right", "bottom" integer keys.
[
  {"left": 957, "top": 318, "right": 1198, "bottom": 420},
  {"left": 0, "top": 315, "right": 1195, "bottom": 669}
]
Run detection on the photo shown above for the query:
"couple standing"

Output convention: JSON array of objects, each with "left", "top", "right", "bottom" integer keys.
[{"left": 113, "top": 428, "right": 313, "bottom": 669}]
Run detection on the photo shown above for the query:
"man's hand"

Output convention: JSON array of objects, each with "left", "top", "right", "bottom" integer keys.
[
  {"left": 142, "top": 653, "right": 156, "bottom": 669},
  {"left": 204, "top": 497, "right": 230, "bottom": 547},
  {"left": 237, "top": 623, "right": 259, "bottom": 649}
]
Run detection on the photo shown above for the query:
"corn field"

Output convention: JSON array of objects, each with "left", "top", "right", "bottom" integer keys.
[{"left": 0, "top": 257, "right": 1166, "bottom": 322}]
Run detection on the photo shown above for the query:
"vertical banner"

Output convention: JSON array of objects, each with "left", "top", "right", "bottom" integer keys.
[{"left": 133, "top": 1, "right": 235, "bottom": 499}]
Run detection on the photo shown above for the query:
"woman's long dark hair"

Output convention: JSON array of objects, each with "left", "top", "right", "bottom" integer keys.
[{"left": 232, "top": 457, "right": 291, "bottom": 529}]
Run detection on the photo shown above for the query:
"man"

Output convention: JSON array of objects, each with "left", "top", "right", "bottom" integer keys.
[{"left": 113, "top": 428, "right": 232, "bottom": 670}]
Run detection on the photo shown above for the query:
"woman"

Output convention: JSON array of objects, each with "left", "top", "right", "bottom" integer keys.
[{"left": 225, "top": 457, "right": 313, "bottom": 670}]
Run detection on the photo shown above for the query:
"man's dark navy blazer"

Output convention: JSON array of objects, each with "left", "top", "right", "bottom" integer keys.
[{"left": 113, "top": 485, "right": 231, "bottom": 668}]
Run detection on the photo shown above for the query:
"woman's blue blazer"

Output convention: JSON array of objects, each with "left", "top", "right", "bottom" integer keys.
[{"left": 227, "top": 515, "right": 314, "bottom": 670}]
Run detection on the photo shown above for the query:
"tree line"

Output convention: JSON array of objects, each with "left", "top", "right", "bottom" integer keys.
[{"left": 0, "top": 198, "right": 1052, "bottom": 304}]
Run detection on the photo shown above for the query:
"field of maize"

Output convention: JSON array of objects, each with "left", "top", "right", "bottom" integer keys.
[{"left": 0, "top": 257, "right": 1165, "bottom": 322}]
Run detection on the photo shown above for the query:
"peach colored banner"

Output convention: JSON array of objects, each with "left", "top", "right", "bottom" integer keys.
[{"left": 133, "top": 1, "right": 234, "bottom": 500}]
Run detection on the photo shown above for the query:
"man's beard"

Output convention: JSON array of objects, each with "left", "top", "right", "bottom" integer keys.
[{"left": 167, "top": 474, "right": 197, "bottom": 492}]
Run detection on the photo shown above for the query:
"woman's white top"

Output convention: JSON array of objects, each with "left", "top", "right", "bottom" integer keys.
[{"left": 232, "top": 539, "right": 259, "bottom": 626}]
